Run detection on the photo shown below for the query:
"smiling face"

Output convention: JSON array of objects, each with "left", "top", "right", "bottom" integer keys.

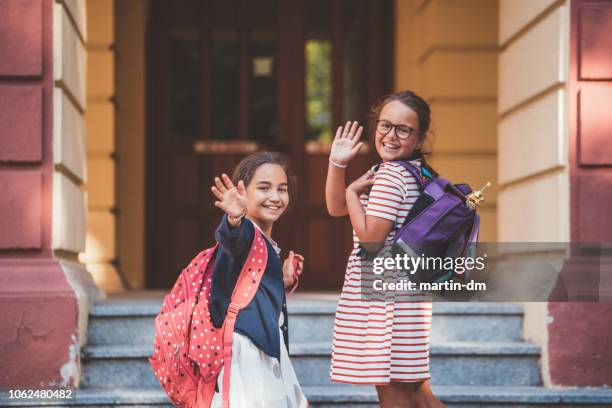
[
  {"left": 374, "top": 100, "right": 422, "bottom": 162},
  {"left": 245, "top": 163, "right": 289, "bottom": 226}
]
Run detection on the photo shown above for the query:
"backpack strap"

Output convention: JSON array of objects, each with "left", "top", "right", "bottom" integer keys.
[
  {"left": 397, "top": 160, "right": 457, "bottom": 200},
  {"left": 221, "top": 227, "right": 268, "bottom": 408},
  {"left": 469, "top": 213, "right": 480, "bottom": 244}
]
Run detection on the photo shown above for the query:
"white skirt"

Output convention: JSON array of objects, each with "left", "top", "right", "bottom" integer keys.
[{"left": 210, "top": 324, "right": 308, "bottom": 408}]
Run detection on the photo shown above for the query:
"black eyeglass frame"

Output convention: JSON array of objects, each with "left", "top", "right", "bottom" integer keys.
[{"left": 375, "top": 120, "right": 416, "bottom": 140}]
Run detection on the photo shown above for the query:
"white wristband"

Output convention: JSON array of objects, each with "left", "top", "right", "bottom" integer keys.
[{"left": 329, "top": 158, "right": 348, "bottom": 168}]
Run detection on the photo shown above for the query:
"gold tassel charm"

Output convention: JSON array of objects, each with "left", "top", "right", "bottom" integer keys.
[{"left": 466, "top": 182, "right": 491, "bottom": 210}]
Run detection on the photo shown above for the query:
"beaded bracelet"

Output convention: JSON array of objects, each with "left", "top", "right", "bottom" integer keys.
[{"left": 228, "top": 209, "right": 247, "bottom": 224}]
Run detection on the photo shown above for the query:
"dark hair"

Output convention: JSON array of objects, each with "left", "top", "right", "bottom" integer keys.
[
  {"left": 368, "top": 90, "right": 438, "bottom": 177},
  {"left": 231, "top": 151, "right": 297, "bottom": 209}
]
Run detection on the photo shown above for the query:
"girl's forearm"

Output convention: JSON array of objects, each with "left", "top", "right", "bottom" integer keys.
[
  {"left": 346, "top": 190, "right": 387, "bottom": 251},
  {"left": 345, "top": 190, "right": 367, "bottom": 238},
  {"left": 325, "top": 163, "right": 348, "bottom": 217}
]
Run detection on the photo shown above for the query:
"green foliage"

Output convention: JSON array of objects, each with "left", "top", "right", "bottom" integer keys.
[{"left": 305, "top": 40, "right": 332, "bottom": 142}]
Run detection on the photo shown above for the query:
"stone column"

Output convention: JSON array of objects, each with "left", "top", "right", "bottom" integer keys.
[
  {"left": 0, "top": 0, "right": 101, "bottom": 388},
  {"left": 549, "top": 0, "right": 612, "bottom": 387}
]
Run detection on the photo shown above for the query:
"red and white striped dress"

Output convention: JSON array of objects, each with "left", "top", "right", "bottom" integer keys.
[{"left": 330, "top": 159, "right": 433, "bottom": 384}]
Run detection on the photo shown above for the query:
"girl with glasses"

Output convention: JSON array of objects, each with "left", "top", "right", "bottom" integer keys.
[{"left": 325, "top": 91, "right": 445, "bottom": 407}]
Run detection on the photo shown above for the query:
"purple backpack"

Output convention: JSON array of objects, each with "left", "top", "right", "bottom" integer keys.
[{"left": 391, "top": 161, "right": 482, "bottom": 284}]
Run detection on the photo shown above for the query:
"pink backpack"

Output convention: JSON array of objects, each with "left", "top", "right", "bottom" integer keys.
[{"left": 149, "top": 228, "right": 268, "bottom": 407}]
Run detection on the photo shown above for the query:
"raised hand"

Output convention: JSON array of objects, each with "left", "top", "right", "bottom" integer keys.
[
  {"left": 329, "top": 121, "right": 364, "bottom": 167},
  {"left": 210, "top": 173, "right": 248, "bottom": 218}
]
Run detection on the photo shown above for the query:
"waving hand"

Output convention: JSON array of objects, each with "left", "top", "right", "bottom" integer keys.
[
  {"left": 210, "top": 173, "right": 248, "bottom": 218},
  {"left": 329, "top": 121, "right": 364, "bottom": 167}
]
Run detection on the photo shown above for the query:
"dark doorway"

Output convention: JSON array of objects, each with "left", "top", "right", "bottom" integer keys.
[{"left": 146, "top": 0, "right": 394, "bottom": 289}]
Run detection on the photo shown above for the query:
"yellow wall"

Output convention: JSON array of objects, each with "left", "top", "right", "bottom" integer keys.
[
  {"left": 395, "top": 0, "right": 499, "bottom": 241},
  {"left": 83, "top": 0, "right": 123, "bottom": 292},
  {"left": 498, "top": 0, "right": 569, "bottom": 242},
  {"left": 115, "top": 0, "right": 149, "bottom": 289},
  {"left": 53, "top": 0, "right": 87, "bottom": 261},
  {"left": 81, "top": 0, "right": 149, "bottom": 292}
]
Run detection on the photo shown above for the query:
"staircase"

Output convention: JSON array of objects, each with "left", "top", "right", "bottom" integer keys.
[{"left": 2, "top": 293, "right": 612, "bottom": 407}]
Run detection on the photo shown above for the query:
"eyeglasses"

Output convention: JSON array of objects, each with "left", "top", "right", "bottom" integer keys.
[{"left": 375, "top": 120, "right": 416, "bottom": 140}]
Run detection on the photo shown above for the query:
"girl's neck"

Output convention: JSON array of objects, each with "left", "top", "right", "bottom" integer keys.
[
  {"left": 248, "top": 217, "right": 282, "bottom": 255},
  {"left": 247, "top": 216, "right": 273, "bottom": 238}
]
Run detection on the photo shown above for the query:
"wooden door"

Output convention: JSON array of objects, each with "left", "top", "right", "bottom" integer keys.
[{"left": 146, "top": 0, "right": 393, "bottom": 289}]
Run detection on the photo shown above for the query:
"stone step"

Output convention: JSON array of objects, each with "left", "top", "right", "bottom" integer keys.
[
  {"left": 88, "top": 297, "right": 524, "bottom": 346},
  {"left": 292, "top": 341, "right": 541, "bottom": 387},
  {"left": 305, "top": 385, "right": 612, "bottom": 408},
  {"left": 289, "top": 300, "right": 524, "bottom": 344},
  {"left": 3, "top": 385, "right": 612, "bottom": 407},
  {"left": 80, "top": 341, "right": 541, "bottom": 389}
]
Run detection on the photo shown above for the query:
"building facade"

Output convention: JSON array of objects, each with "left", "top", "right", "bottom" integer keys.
[{"left": 1, "top": 0, "right": 611, "bottom": 390}]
